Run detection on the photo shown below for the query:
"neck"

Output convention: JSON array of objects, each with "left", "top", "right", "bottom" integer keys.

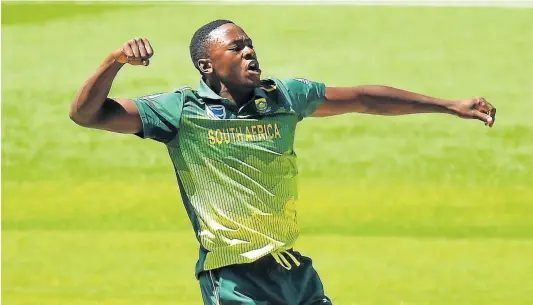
[{"left": 205, "top": 78, "right": 254, "bottom": 107}]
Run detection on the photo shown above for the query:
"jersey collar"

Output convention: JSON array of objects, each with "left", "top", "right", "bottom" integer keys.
[{"left": 195, "top": 78, "right": 269, "bottom": 112}]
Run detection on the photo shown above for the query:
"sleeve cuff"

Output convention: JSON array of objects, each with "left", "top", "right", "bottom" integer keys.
[{"left": 132, "top": 98, "right": 151, "bottom": 139}]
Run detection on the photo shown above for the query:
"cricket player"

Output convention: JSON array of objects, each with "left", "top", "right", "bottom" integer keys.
[{"left": 70, "top": 20, "right": 496, "bottom": 305}]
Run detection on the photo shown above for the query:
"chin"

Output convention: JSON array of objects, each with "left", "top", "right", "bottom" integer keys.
[
  {"left": 246, "top": 75, "right": 262, "bottom": 87},
  {"left": 227, "top": 73, "right": 261, "bottom": 88},
  {"left": 236, "top": 78, "right": 260, "bottom": 88},
  {"left": 250, "top": 78, "right": 262, "bottom": 87}
]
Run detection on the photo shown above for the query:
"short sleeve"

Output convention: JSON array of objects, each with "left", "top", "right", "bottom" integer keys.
[
  {"left": 132, "top": 92, "right": 183, "bottom": 143},
  {"left": 279, "top": 78, "right": 326, "bottom": 121}
]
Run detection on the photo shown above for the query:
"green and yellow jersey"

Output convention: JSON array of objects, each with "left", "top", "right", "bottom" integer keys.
[{"left": 133, "top": 77, "right": 326, "bottom": 276}]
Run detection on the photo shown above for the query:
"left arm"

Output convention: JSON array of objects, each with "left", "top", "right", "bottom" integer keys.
[{"left": 314, "top": 86, "right": 496, "bottom": 127}]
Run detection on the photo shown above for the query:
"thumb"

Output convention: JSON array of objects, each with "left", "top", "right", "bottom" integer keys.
[
  {"left": 142, "top": 59, "right": 150, "bottom": 66},
  {"left": 473, "top": 110, "right": 493, "bottom": 126}
]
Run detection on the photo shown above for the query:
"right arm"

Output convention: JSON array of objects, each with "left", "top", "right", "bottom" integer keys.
[{"left": 69, "top": 38, "right": 153, "bottom": 134}]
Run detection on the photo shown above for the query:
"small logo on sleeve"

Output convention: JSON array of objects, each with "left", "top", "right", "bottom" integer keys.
[
  {"left": 139, "top": 93, "right": 164, "bottom": 100},
  {"left": 294, "top": 78, "right": 311, "bottom": 85}
]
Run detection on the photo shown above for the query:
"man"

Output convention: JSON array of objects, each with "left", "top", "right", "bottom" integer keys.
[{"left": 70, "top": 20, "right": 496, "bottom": 305}]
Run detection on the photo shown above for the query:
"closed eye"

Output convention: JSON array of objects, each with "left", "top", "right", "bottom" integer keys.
[
  {"left": 228, "top": 39, "right": 253, "bottom": 52},
  {"left": 229, "top": 46, "right": 243, "bottom": 52}
]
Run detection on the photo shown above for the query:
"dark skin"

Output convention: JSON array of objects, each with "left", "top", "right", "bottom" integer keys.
[
  {"left": 197, "top": 25, "right": 262, "bottom": 106},
  {"left": 69, "top": 23, "right": 496, "bottom": 134}
]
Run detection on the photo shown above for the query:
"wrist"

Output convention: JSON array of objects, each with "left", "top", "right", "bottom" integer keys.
[
  {"left": 97, "top": 52, "right": 125, "bottom": 72},
  {"left": 440, "top": 99, "right": 459, "bottom": 115},
  {"left": 109, "top": 49, "right": 128, "bottom": 65}
]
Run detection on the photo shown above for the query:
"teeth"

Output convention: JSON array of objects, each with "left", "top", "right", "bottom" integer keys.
[{"left": 248, "top": 61, "right": 260, "bottom": 72}]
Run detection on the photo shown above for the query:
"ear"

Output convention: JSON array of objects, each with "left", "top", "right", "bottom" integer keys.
[{"left": 197, "top": 59, "right": 213, "bottom": 74}]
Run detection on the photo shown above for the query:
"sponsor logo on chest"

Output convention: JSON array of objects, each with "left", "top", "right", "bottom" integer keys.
[{"left": 205, "top": 104, "right": 226, "bottom": 119}]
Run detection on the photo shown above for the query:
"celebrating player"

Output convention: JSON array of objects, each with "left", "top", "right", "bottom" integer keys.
[{"left": 70, "top": 20, "right": 496, "bottom": 305}]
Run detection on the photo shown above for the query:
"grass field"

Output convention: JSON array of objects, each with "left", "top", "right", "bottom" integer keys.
[{"left": 2, "top": 2, "right": 533, "bottom": 305}]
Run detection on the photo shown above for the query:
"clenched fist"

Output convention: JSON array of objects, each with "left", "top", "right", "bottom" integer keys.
[{"left": 112, "top": 38, "right": 154, "bottom": 66}]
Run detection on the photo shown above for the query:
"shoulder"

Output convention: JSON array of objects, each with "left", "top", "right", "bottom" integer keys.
[
  {"left": 132, "top": 87, "right": 192, "bottom": 115},
  {"left": 135, "top": 91, "right": 179, "bottom": 102},
  {"left": 172, "top": 85, "right": 194, "bottom": 95},
  {"left": 258, "top": 77, "right": 314, "bottom": 99},
  {"left": 269, "top": 77, "right": 314, "bottom": 85},
  {"left": 266, "top": 77, "right": 323, "bottom": 93},
  {"left": 135, "top": 85, "right": 196, "bottom": 103}
]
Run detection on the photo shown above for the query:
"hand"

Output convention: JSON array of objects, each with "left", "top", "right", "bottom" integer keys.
[
  {"left": 112, "top": 38, "right": 154, "bottom": 66},
  {"left": 450, "top": 97, "right": 497, "bottom": 128}
]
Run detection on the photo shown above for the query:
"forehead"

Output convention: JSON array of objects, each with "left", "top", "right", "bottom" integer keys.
[{"left": 208, "top": 23, "right": 250, "bottom": 46}]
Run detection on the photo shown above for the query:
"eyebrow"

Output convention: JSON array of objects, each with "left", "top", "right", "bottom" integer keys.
[{"left": 228, "top": 38, "right": 252, "bottom": 45}]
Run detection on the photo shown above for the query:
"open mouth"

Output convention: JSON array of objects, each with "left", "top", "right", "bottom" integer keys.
[{"left": 247, "top": 60, "right": 261, "bottom": 74}]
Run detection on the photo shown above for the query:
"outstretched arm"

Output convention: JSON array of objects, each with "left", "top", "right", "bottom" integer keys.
[
  {"left": 69, "top": 38, "right": 154, "bottom": 133},
  {"left": 314, "top": 86, "right": 496, "bottom": 127}
]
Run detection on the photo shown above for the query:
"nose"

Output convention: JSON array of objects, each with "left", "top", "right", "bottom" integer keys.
[{"left": 242, "top": 46, "right": 256, "bottom": 59}]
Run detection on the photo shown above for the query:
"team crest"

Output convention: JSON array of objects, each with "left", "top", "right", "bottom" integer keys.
[
  {"left": 255, "top": 98, "right": 270, "bottom": 113},
  {"left": 206, "top": 104, "right": 226, "bottom": 119}
]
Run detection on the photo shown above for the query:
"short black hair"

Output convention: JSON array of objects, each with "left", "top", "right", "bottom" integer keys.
[{"left": 189, "top": 19, "right": 234, "bottom": 71}]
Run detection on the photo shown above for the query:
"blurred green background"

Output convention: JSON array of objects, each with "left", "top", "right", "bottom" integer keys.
[{"left": 2, "top": 2, "right": 533, "bottom": 305}]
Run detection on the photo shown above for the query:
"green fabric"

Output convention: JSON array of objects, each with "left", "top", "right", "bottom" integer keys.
[
  {"left": 277, "top": 78, "right": 327, "bottom": 121},
  {"left": 132, "top": 92, "right": 183, "bottom": 143},
  {"left": 198, "top": 251, "right": 329, "bottom": 305},
  {"left": 133, "top": 77, "right": 326, "bottom": 276}
]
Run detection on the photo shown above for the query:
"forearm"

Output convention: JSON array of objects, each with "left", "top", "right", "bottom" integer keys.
[
  {"left": 354, "top": 85, "right": 455, "bottom": 115},
  {"left": 70, "top": 53, "right": 124, "bottom": 124},
  {"left": 320, "top": 86, "right": 456, "bottom": 116}
]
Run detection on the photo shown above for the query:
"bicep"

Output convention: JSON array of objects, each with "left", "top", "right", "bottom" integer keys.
[
  {"left": 313, "top": 86, "right": 368, "bottom": 117},
  {"left": 92, "top": 98, "right": 143, "bottom": 134}
]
